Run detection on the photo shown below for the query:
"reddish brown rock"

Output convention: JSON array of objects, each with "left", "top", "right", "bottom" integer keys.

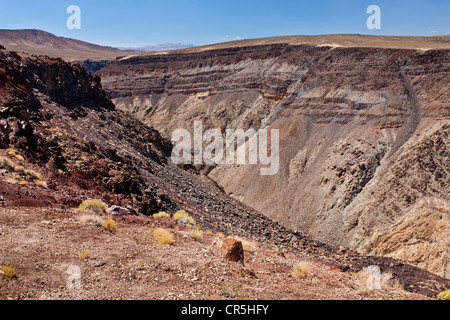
[{"left": 221, "top": 238, "right": 244, "bottom": 264}]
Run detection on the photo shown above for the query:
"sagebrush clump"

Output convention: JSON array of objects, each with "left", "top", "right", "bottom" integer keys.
[
  {"left": 437, "top": 290, "right": 450, "bottom": 300},
  {"left": 24, "top": 169, "right": 42, "bottom": 180},
  {"left": 188, "top": 229, "right": 203, "bottom": 242},
  {"left": 153, "top": 228, "right": 174, "bottom": 245},
  {"left": 153, "top": 212, "right": 170, "bottom": 219},
  {"left": 77, "top": 249, "right": 91, "bottom": 260},
  {"left": 0, "top": 156, "right": 16, "bottom": 171},
  {"left": 292, "top": 262, "right": 311, "bottom": 279},
  {"left": 101, "top": 217, "right": 117, "bottom": 233},
  {"left": 79, "top": 199, "right": 108, "bottom": 214},
  {"left": 173, "top": 210, "right": 195, "bottom": 226},
  {"left": 0, "top": 264, "right": 17, "bottom": 279}
]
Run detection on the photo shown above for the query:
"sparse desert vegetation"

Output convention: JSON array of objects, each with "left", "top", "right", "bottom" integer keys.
[
  {"left": 101, "top": 217, "right": 118, "bottom": 233},
  {"left": 77, "top": 248, "right": 91, "bottom": 260},
  {"left": 153, "top": 212, "right": 170, "bottom": 219},
  {"left": 238, "top": 238, "right": 258, "bottom": 254},
  {"left": 79, "top": 199, "right": 108, "bottom": 214},
  {"left": 437, "top": 290, "right": 450, "bottom": 300},
  {"left": 0, "top": 264, "right": 17, "bottom": 279},
  {"left": 24, "top": 169, "right": 42, "bottom": 180},
  {"left": 153, "top": 228, "right": 174, "bottom": 245},
  {"left": 0, "top": 207, "right": 442, "bottom": 300},
  {"left": 78, "top": 214, "right": 105, "bottom": 227},
  {"left": 173, "top": 210, "right": 195, "bottom": 226},
  {"left": 0, "top": 156, "right": 17, "bottom": 171},
  {"left": 292, "top": 262, "right": 311, "bottom": 279},
  {"left": 188, "top": 229, "right": 203, "bottom": 242}
]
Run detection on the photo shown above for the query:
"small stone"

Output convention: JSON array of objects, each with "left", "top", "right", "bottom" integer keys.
[{"left": 106, "top": 205, "right": 130, "bottom": 216}]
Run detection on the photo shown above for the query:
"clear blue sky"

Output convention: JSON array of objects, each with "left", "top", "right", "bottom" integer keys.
[{"left": 0, "top": 0, "right": 449, "bottom": 47}]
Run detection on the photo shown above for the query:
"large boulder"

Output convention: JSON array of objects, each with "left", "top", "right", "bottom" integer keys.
[{"left": 220, "top": 238, "right": 244, "bottom": 264}]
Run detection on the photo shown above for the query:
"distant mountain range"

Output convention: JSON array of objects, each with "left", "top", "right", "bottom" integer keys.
[
  {"left": 117, "top": 43, "right": 195, "bottom": 52},
  {"left": 0, "top": 29, "right": 194, "bottom": 60},
  {"left": 0, "top": 29, "right": 136, "bottom": 60}
]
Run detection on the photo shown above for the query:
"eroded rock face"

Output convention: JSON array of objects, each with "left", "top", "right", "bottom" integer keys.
[
  {"left": 97, "top": 44, "right": 450, "bottom": 277},
  {"left": 373, "top": 198, "right": 450, "bottom": 279}
]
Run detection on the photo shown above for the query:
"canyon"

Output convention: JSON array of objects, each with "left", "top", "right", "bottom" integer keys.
[
  {"left": 0, "top": 33, "right": 449, "bottom": 299},
  {"left": 96, "top": 40, "right": 450, "bottom": 278}
]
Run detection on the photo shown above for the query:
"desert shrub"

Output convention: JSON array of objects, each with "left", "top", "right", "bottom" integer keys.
[
  {"left": 15, "top": 155, "right": 24, "bottom": 161},
  {"left": 0, "top": 264, "right": 17, "bottom": 279},
  {"left": 19, "top": 181, "right": 28, "bottom": 186},
  {"left": 79, "top": 199, "right": 108, "bottom": 214},
  {"left": 153, "top": 228, "right": 174, "bottom": 245},
  {"left": 173, "top": 210, "right": 195, "bottom": 226},
  {"left": 188, "top": 229, "right": 203, "bottom": 242},
  {"left": 6, "top": 149, "right": 16, "bottom": 157},
  {"left": 35, "top": 180, "right": 47, "bottom": 188},
  {"left": 14, "top": 166, "right": 24, "bottom": 173},
  {"left": 24, "top": 169, "right": 42, "bottom": 180},
  {"left": 153, "top": 212, "right": 170, "bottom": 219},
  {"left": 437, "top": 290, "right": 450, "bottom": 300},
  {"left": 101, "top": 217, "right": 117, "bottom": 233},
  {"left": 77, "top": 249, "right": 90, "bottom": 260},
  {"left": 292, "top": 262, "right": 311, "bottom": 279},
  {"left": 0, "top": 156, "right": 16, "bottom": 171},
  {"left": 241, "top": 239, "right": 258, "bottom": 254}
]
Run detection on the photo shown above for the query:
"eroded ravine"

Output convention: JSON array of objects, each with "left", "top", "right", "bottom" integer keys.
[{"left": 96, "top": 44, "right": 450, "bottom": 278}]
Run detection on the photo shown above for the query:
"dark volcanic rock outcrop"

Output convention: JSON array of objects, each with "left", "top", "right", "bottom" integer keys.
[{"left": 97, "top": 44, "right": 450, "bottom": 278}]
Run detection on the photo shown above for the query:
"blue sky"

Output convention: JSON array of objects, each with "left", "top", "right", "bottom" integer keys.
[{"left": 0, "top": 0, "right": 449, "bottom": 47}]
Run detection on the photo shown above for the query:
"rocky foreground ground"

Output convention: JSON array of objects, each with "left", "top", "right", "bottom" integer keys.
[{"left": 0, "top": 207, "right": 432, "bottom": 300}]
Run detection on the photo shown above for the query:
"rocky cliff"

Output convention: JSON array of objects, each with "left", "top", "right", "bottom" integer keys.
[{"left": 97, "top": 43, "right": 450, "bottom": 278}]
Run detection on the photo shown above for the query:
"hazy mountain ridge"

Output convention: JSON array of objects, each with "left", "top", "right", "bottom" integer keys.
[
  {"left": 0, "top": 29, "right": 137, "bottom": 60},
  {"left": 118, "top": 43, "right": 195, "bottom": 52}
]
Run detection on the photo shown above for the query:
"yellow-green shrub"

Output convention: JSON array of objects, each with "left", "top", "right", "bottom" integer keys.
[
  {"left": 24, "top": 169, "right": 42, "bottom": 180},
  {"left": 292, "top": 262, "right": 311, "bottom": 279},
  {"left": 0, "top": 156, "right": 16, "bottom": 171},
  {"left": 153, "top": 212, "right": 170, "bottom": 219},
  {"left": 242, "top": 239, "right": 258, "bottom": 254},
  {"left": 101, "top": 217, "right": 117, "bottom": 233},
  {"left": 7, "top": 149, "right": 16, "bottom": 157},
  {"left": 79, "top": 199, "right": 107, "bottom": 214},
  {"left": 77, "top": 249, "right": 91, "bottom": 260},
  {"left": 0, "top": 264, "right": 17, "bottom": 278},
  {"left": 153, "top": 228, "right": 174, "bottom": 245},
  {"left": 35, "top": 180, "right": 46, "bottom": 187},
  {"left": 173, "top": 210, "right": 195, "bottom": 226},
  {"left": 438, "top": 290, "right": 450, "bottom": 300},
  {"left": 188, "top": 229, "right": 203, "bottom": 242}
]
